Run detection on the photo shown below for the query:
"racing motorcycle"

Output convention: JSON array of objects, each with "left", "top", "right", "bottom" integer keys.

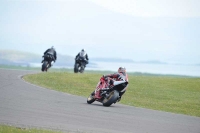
[
  {"left": 74, "top": 56, "right": 88, "bottom": 73},
  {"left": 87, "top": 75, "right": 128, "bottom": 107},
  {"left": 41, "top": 54, "right": 54, "bottom": 72}
]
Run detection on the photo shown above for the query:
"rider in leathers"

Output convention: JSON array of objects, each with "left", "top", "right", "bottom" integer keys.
[
  {"left": 75, "top": 49, "right": 89, "bottom": 66},
  {"left": 94, "top": 67, "right": 128, "bottom": 102},
  {"left": 42, "top": 46, "right": 57, "bottom": 67}
]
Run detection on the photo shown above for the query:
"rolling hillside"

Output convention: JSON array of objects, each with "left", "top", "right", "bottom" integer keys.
[{"left": 0, "top": 50, "right": 75, "bottom": 67}]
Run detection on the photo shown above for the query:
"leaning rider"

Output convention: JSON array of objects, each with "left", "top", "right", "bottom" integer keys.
[{"left": 94, "top": 67, "right": 128, "bottom": 102}]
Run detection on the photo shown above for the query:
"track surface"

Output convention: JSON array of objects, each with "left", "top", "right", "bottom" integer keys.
[{"left": 0, "top": 69, "right": 200, "bottom": 133}]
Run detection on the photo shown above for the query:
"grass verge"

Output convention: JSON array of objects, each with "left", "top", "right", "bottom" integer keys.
[
  {"left": 0, "top": 125, "right": 61, "bottom": 133},
  {"left": 23, "top": 71, "right": 200, "bottom": 117}
]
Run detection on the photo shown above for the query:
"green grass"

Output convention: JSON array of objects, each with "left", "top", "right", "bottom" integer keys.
[
  {"left": 23, "top": 71, "right": 200, "bottom": 117},
  {"left": 0, "top": 125, "right": 62, "bottom": 133}
]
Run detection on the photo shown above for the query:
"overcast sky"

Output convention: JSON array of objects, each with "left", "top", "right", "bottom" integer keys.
[
  {"left": 0, "top": 0, "right": 200, "bottom": 64},
  {"left": 90, "top": 0, "right": 200, "bottom": 17}
]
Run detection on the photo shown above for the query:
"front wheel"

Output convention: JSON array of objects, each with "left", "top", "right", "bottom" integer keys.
[
  {"left": 102, "top": 90, "right": 119, "bottom": 107},
  {"left": 80, "top": 65, "right": 85, "bottom": 73},
  {"left": 74, "top": 63, "right": 79, "bottom": 73},
  {"left": 87, "top": 91, "right": 95, "bottom": 104}
]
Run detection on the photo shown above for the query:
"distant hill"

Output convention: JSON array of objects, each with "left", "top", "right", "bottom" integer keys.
[
  {"left": 0, "top": 50, "right": 75, "bottom": 67},
  {"left": 0, "top": 50, "right": 41, "bottom": 65},
  {"left": 0, "top": 50, "right": 170, "bottom": 67},
  {"left": 2, "top": 50, "right": 197, "bottom": 68}
]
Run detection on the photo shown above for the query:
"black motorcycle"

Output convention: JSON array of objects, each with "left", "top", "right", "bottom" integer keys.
[
  {"left": 74, "top": 56, "right": 88, "bottom": 73},
  {"left": 41, "top": 54, "right": 54, "bottom": 72}
]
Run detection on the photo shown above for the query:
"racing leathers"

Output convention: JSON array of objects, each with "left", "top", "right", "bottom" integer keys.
[{"left": 75, "top": 51, "right": 89, "bottom": 65}]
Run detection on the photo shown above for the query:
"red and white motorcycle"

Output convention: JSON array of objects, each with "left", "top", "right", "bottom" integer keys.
[{"left": 87, "top": 75, "right": 128, "bottom": 107}]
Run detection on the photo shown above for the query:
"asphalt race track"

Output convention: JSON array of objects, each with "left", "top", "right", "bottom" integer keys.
[{"left": 0, "top": 69, "right": 200, "bottom": 133}]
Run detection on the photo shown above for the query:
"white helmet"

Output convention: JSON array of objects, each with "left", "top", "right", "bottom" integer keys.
[{"left": 118, "top": 67, "right": 126, "bottom": 75}]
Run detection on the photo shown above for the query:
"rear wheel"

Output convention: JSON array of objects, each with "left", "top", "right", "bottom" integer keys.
[
  {"left": 87, "top": 91, "right": 95, "bottom": 104},
  {"left": 42, "top": 61, "right": 48, "bottom": 72},
  {"left": 102, "top": 90, "right": 119, "bottom": 107}
]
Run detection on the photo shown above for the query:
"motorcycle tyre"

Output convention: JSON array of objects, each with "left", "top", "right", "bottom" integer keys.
[
  {"left": 74, "top": 63, "right": 79, "bottom": 73},
  {"left": 87, "top": 91, "right": 95, "bottom": 104},
  {"left": 80, "top": 66, "right": 85, "bottom": 73},
  {"left": 42, "top": 61, "right": 48, "bottom": 72},
  {"left": 102, "top": 90, "right": 119, "bottom": 107}
]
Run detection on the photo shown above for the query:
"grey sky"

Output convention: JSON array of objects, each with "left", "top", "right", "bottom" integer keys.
[{"left": 0, "top": 0, "right": 200, "bottom": 64}]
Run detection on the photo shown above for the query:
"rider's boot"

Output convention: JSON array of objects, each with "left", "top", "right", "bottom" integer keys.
[{"left": 117, "top": 96, "right": 121, "bottom": 102}]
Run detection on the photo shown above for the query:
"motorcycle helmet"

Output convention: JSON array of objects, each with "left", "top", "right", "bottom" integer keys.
[{"left": 118, "top": 67, "right": 126, "bottom": 75}]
